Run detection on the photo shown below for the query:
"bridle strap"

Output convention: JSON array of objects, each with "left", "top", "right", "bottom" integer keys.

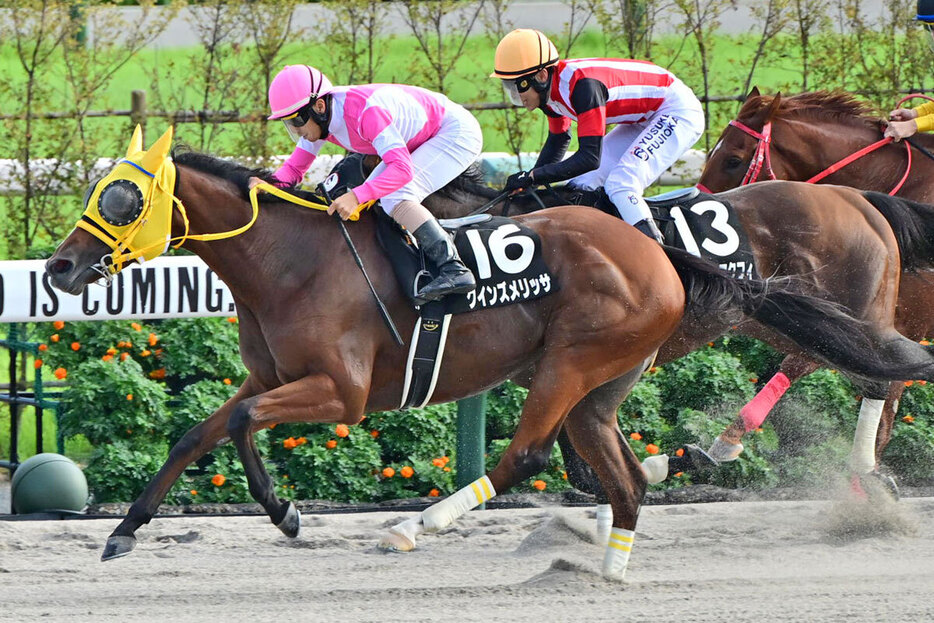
[{"left": 729, "top": 120, "right": 775, "bottom": 185}]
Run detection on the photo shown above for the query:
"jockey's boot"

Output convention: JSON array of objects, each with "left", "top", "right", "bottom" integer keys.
[
  {"left": 634, "top": 218, "right": 665, "bottom": 245},
  {"left": 412, "top": 218, "right": 476, "bottom": 304}
]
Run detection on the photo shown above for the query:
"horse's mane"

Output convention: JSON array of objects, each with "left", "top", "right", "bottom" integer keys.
[
  {"left": 172, "top": 147, "right": 272, "bottom": 197},
  {"left": 738, "top": 90, "right": 883, "bottom": 129}
]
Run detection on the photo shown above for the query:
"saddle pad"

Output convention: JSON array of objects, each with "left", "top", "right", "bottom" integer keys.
[
  {"left": 649, "top": 191, "right": 758, "bottom": 280},
  {"left": 376, "top": 211, "right": 558, "bottom": 314}
]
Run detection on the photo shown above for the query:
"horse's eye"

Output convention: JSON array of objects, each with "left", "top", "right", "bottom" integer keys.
[
  {"left": 98, "top": 179, "right": 144, "bottom": 226},
  {"left": 725, "top": 156, "right": 743, "bottom": 169}
]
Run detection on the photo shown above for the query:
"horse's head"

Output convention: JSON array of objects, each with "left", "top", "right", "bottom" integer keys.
[
  {"left": 46, "top": 126, "right": 177, "bottom": 295},
  {"left": 698, "top": 87, "right": 786, "bottom": 193}
]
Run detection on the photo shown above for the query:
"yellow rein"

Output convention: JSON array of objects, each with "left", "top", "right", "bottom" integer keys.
[{"left": 108, "top": 180, "right": 374, "bottom": 271}]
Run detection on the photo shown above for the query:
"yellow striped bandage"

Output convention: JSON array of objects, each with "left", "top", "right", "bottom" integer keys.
[
  {"left": 602, "top": 527, "right": 636, "bottom": 581},
  {"left": 421, "top": 475, "right": 496, "bottom": 533}
]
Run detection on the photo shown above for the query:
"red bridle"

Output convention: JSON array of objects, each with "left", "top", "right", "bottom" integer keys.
[{"left": 698, "top": 116, "right": 911, "bottom": 196}]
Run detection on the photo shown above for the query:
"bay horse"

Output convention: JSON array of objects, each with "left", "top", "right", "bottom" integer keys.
[
  {"left": 44, "top": 127, "right": 931, "bottom": 581},
  {"left": 699, "top": 88, "right": 934, "bottom": 470}
]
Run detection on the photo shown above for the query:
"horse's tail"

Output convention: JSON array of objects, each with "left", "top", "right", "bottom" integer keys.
[
  {"left": 861, "top": 191, "right": 934, "bottom": 271},
  {"left": 662, "top": 245, "right": 934, "bottom": 381}
]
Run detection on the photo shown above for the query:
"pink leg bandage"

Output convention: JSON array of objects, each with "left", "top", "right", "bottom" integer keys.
[{"left": 740, "top": 372, "right": 791, "bottom": 432}]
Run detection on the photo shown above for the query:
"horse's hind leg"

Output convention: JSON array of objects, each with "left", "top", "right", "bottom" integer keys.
[{"left": 379, "top": 357, "right": 604, "bottom": 555}]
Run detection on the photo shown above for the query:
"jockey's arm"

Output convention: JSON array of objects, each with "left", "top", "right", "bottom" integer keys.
[
  {"left": 530, "top": 78, "right": 606, "bottom": 184},
  {"left": 533, "top": 113, "right": 571, "bottom": 169},
  {"left": 351, "top": 107, "right": 413, "bottom": 203},
  {"left": 912, "top": 101, "right": 934, "bottom": 132},
  {"left": 271, "top": 143, "right": 319, "bottom": 187}
]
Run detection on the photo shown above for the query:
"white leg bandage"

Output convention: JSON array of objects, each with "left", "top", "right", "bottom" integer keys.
[
  {"left": 602, "top": 527, "right": 636, "bottom": 581},
  {"left": 641, "top": 454, "right": 669, "bottom": 484},
  {"left": 421, "top": 475, "right": 496, "bottom": 533},
  {"left": 849, "top": 398, "right": 885, "bottom": 474},
  {"left": 595, "top": 504, "right": 613, "bottom": 545}
]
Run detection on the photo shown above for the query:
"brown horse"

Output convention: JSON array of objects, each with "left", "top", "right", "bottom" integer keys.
[
  {"left": 44, "top": 128, "right": 929, "bottom": 580},
  {"left": 700, "top": 88, "right": 934, "bottom": 469}
]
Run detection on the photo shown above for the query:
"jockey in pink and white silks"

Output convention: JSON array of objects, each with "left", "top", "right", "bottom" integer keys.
[
  {"left": 491, "top": 29, "right": 705, "bottom": 244},
  {"left": 254, "top": 65, "right": 480, "bottom": 304}
]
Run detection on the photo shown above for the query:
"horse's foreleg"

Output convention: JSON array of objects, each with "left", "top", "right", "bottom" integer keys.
[
  {"left": 226, "top": 373, "right": 357, "bottom": 536},
  {"left": 102, "top": 396, "right": 242, "bottom": 560},
  {"left": 876, "top": 381, "right": 906, "bottom": 459},
  {"left": 708, "top": 353, "right": 819, "bottom": 462}
]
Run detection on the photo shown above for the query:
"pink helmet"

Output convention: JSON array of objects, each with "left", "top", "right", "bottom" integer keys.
[{"left": 267, "top": 65, "right": 333, "bottom": 120}]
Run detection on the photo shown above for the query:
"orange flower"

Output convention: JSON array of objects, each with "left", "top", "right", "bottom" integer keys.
[
  {"left": 370, "top": 430, "right": 380, "bottom": 438},
  {"left": 149, "top": 368, "right": 166, "bottom": 380},
  {"left": 382, "top": 467, "right": 395, "bottom": 478},
  {"left": 106, "top": 347, "right": 117, "bottom": 355},
  {"left": 140, "top": 349, "right": 151, "bottom": 357},
  {"left": 674, "top": 472, "right": 684, "bottom": 478},
  {"left": 283, "top": 437, "right": 298, "bottom": 450},
  {"left": 120, "top": 352, "right": 129, "bottom": 362},
  {"left": 52, "top": 320, "right": 65, "bottom": 330},
  {"left": 646, "top": 443, "right": 660, "bottom": 454},
  {"left": 223, "top": 378, "right": 232, "bottom": 385},
  {"left": 400, "top": 466, "right": 414, "bottom": 478},
  {"left": 749, "top": 377, "right": 758, "bottom": 383},
  {"left": 101, "top": 355, "right": 114, "bottom": 362},
  {"left": 325, "top": 439, "right": 337, "bottom": 449},
  {"left": 562, "top": 471, "right": 568, "bottom": 480},
  {"left": 126, "top": 394, "right": 133, "bottom": 401},
  {"left": 124, "top": 341, "right": 133, "bottom": 348},
  {"left": 50, "top": 334, "right": 60, "bottom": 343},
  {"left": 649, "top": 367, "right": 658, "bottom": 374},
  {"left": 37, "top": 343, "right": 48, "bottom": 352},
  {"left": 921, "top": 339, "right": 931, "bottom": 346},
  {"left": 226, "top": 317, "right": 237, "bottom": 323},
  {"left": 148, "top": 333, "right": 158, "bottom": 346},
  {"left": 707, "top": 342, "right": 714, "bottom": 347},
  {"left": 131, "top": 322, "right": 142, "bottom": 331},
  {"left": 532, "top": 479, "right": 546, "bottom": 491},
  {"left": 442, "top": 456, "right": 450, "bottom": 464},
  {"left": 920, "top": 380, "right": 928, "bottom": 386},
  {"left": 428, "top": 488, "right": 440, "bottom": 497},
  {"left": 443, "top": 467, "right": 451, "bottom": 472},
  {"left": 675, "top": 448, "right": 685, "bottom": 457},
  {"left": 190, "top": 490, "right": 198, "bottom": 496},
  {"left": 905, "top": 380, "right": 915, "bottom": 387},
  {"left": 296, "top": 437, "right": 307, "bottom": 446},
  {"left": 432, "top": 458, "right": 445, "bottom": 467},
  {"left": 902, "top": 415, "right": 915, "bottom": 423},
  {"left": 70, "top": 342, "right": 81, "bottom": 351},
  {"left": 629, "top": 432, "right": 642, "bottom": 441},
  {"left": 54, "top": 367, "right": 67, "bottom": 380},
  {"left": 34, "top": 359, "right": 43, "bottom": 369},
  {"left": 267, "top": 423, "right": 277, "bottom": 430},
  {"left": 335, "top": 424, "right": 350, "bottom": 438},
  {"left": 211, "top": 474, "right": 226, "bottom": 486}
]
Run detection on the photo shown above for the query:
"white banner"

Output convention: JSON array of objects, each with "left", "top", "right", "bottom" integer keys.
[{"left": 0, "top": 256, "right": 236, "bottom": 323}]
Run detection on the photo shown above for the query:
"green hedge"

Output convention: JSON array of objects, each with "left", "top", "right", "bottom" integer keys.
[{"left": 27, "top": 320, "right": 934, "bottom": 504}]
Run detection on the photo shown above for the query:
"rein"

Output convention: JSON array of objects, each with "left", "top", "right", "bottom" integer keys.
[{"left": 712, "top": 100, "right": 923, "bottom": 196}]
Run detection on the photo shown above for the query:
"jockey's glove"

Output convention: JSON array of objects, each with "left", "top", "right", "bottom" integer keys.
[{"left": 504, "top": 170, "right": 534, "bottom": 193}]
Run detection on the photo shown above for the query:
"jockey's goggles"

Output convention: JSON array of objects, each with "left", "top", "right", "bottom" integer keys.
[{"left": 501, "top": 75, "right": 537, "bottom": 106}]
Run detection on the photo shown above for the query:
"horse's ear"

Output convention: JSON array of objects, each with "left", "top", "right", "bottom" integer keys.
[
  {"left": 763, "top": 92, "right": 782, "bottom": 122},
  {"left": 139, "top": 126, "right": 174, "bottom": 173},
  {"left": 746, "top": 86, "right": 760, "bottom": 100},
  {"left": 126, "top": 124, "right": 143, "bottom": 158}
]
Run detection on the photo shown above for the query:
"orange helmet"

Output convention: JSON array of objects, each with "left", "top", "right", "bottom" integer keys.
[{"left": 490, "top": 29, "right": 559, "bottom": 79}]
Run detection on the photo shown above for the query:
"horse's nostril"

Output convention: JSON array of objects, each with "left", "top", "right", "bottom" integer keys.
[{"left": 47, "top": 258, "right": 73, "bottom": 275}]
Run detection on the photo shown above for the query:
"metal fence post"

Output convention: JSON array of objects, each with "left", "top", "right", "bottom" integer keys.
[{"left": 456, "top": 392, "right": 487, "bottom": 507}]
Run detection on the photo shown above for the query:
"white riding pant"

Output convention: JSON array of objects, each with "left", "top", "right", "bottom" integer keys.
[
  {"left": 568, "top": 80, "right": 705, "bottom": 225},
  {"left": 370, "top": 105, "right": 483, "bottom": 214}
]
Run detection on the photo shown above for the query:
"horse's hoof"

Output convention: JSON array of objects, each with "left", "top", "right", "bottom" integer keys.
[
  {"left": 707, "top": 436, "right": 743, "bottom": 463},
  {"left": 378, "top": 516, "right": 423, "bottom": 552},
  {"left": 684, "top": 444, "right": 719, "bottom": 471},
  {"left": 861, "top": 471, "right": 900, "bottom": 502},
  {"left": 101, "top": 535, "right": 137, "bottom": 561},
  {"left": 276, "top": 502, "right": 301, "bottom": 538}
]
